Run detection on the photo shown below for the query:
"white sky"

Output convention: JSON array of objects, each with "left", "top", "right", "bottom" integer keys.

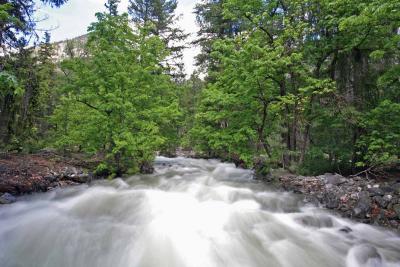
[{"left": 36, "top": 0, "right": 200, "bottom": 75}]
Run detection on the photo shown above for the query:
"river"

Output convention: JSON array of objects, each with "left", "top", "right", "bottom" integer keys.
[{"left": 1, "top": 157, "right": 399, "bottom": 267}]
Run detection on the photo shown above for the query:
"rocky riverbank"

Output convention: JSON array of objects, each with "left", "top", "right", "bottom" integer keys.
[
  {"left": 2, "top": 152, "right": 399, "bottom": 231},
  {"left": 276, "top": 173, "right": 400, "bottom": 230},
  {"left": 0, "top": 152, "right": 95, "bottom": 204}
]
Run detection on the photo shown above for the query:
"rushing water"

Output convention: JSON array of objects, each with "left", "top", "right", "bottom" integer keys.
[{"left": 1, "top": 157, "right": 400, "bottom": 267}]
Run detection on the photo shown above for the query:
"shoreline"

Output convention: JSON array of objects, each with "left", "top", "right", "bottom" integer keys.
[
  {"left": 1, "top": 153, "right": 399, "bottom": 231},
  {"left": 0, "top": 152, "right": 95, "bottom": 204},
  {"left": 273, "top": 172, "right": 400, "bottom": 231}
]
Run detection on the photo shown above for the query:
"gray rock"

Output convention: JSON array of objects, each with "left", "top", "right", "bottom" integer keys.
[
  {"left": 381, "top": 186, "right": 394, "bottom": 194},
  {"left": 373, "top": 196, "right": 390, "bottom": 208},
  {"left": 0, "top": 193, "right": 16, "bottom": 204},
  {"left": 44, "top": 174, "right": 58, "bottom": 182},
  {"left": 347, "top": 244, "right": 382, "bottom": 266},
  {"left": 393, "top": 183, "right": 400, "bottom": 195},
  {"left": 321, "top": 173, "right": 347, "bottom": 185},
  {"left": 70, "top": 173, "right": 89, "bottom": 183},
  {"left": 63, "top": 166, "right": 78, "bottom": 177},
  {"left": 383, "top": 194, "right": 393, "bottom": 202},
  {"left": 393, "top": 204, "right": 400, "bottom": 219},
  {"left": 347, "top": 179, "right": 355, "bottom": 186},
  {"left": 339, "top": 226, "right": 352, "bottom": 233},
  {"left": 354, "top": 191, "right": 371, "bottom": 218},
  {"left": 325, "top": 191, "right": 340, "bottom": 209},
  {"left": 368, "top": 187, "right": 385, "bottom": 197}
]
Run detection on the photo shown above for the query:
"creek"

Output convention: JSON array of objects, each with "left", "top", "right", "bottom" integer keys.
[{"left": 1, "top": 157, "right": 399, "bottom": 267}]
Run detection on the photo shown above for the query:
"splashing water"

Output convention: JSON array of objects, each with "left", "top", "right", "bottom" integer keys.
[{"left": 1, "top": 157, "right": 399, "bottom": 267}]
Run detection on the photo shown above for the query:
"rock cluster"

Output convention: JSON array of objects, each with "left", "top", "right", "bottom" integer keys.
[
  {"left": 279, "top": 173, "right": 400, "bottom": 230},
  {"left": 0, "top": 154, "right": 92, "bottom": 204}
]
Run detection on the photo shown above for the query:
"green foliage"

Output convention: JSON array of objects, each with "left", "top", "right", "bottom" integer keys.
[
  {"left": 356, "top": 101, "right": 400, "bottom": 169},
  {"left": 51, "top": 12, "right": 179, "bottom": 174},
  {"left": 190, "top": 0, "right": 400, "bottom": 175},
  {"left": 0, "top": 1, "right": 68, "bottom": 50},
  {"left": 128, "top": 0, "right": 187, "bottom": 79},
  {"left": 1, "top": 0, "right": 399, "bottom": 178},
  {"left": 0, "top": 71, "right": 23, "bottom": 97}
]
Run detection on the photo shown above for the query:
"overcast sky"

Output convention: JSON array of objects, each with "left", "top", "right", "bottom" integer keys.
[{"left": 36, "top": 0, "right": 200, "bottom": 75}]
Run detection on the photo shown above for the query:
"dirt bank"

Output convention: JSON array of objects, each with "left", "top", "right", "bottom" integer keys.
[{"left": 0, "top": 151, "right": 97, "bottom": 203}]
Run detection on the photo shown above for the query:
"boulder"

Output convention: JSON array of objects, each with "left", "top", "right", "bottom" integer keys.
[
  {"left": 320, "top": 173, "right": 347, "bottom": 186},
  {"left": 353, "top": 191, "right": 371, "bottom": 218},
  {"left": 69, "top": 173, "right": 89, "bottom": 183},
  {"left": 0, "top": 193, "right": 16, "bottom": 204}
]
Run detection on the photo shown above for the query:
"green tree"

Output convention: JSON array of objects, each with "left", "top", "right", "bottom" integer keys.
[
  {"left": 0, "top": 0, "right": 67, "bottom": 53},
  {"left": 190, "top": 0, "right": 400, "bottom": 175},
  {"left": 128, "top": 0, "right": 188, "bottom": 80},
  {"left": 193, "top": 0, "right": 244, "bottom": 75},
  {"left": 105, "top": 0, "right": 121, "bottom": 16},
  {"left": 52, "top": 12, "right": 179, "bottom": 175},
  {"left": 356, "top": 101, "right": 400, "bottom": 174}
]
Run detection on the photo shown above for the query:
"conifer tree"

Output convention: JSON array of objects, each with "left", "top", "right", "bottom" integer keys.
[
  {"left": 105, "top": 0, "right": 120, "bottom": 16},
  {"left": 128, "top": 0, "right": 187, "bottom": 80}
]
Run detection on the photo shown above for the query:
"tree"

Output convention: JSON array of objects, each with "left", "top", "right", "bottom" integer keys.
[
  {"left": 0, "top": 0, "right": 68, "bottom": 54},
  {"left": 356, "top": 101, "right": 400, "bottom": 175},
  {"left": 193, "top": 0, "right": 245, "bottom": 75},
  {"left": 0, "top": 0, "right": 68, "bottom": 151},
  {"left": 190, "top": 0, "right": 400, "bottom": 175},
  {"left": 105, "top": 0, "right": 120, "bottom": 16},
  {"left": 128, "top": 0, "right": 188, "bottom": 80},
  {"left": 52, "top": 12, "right": 180, "bottom": 175}
]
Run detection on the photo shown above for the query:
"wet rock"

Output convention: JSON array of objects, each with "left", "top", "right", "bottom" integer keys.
[
  {"left": 276, "top": 171, "right": 400, "bottom": 229},
  {"left": 296, "top": 215, "right": 334, "bottom": 228},
  {"left": 393, "top": 204, "right": 400, "bottom": 219},
  {"left": 69, "top": 173, "right": 89, "bottom": 183},
  {"left": 0, "top": 193, "right": 16, "bottom": 204},
  {"left": 62, "top": 166, "right": 79, "bottom": 177},
  {"left": 339, "top": 226, "right": 352, "bottom": 233},
  {"left": 346, "top": 244, "right": 382, "bottom": 267}
]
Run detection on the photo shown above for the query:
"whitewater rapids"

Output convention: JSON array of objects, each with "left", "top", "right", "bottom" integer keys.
[{"left": 1, "top": 157, "right": 399, "bottom": 267}]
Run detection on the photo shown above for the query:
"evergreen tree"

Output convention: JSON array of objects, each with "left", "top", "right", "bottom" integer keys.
[
  {"left": 128, "top": 0, "right": 188, "bottom": 80},
  {"left": 0, "top": 0, "right": 68, "bottom": 54},
  {"left": 193, "top": 0, "right": 244, "bottom": 75},
  {"left": 105, "top": 0, "right": 120, "bottom": 16}
]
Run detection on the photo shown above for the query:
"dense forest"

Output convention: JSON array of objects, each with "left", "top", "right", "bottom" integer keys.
[{"left": 0, "top": 0, "right": 399, "bottom": 178}]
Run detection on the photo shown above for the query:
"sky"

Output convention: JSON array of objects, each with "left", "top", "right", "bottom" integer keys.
[{"left": 36, "top": 0, "right": 200, "bottom": 75}]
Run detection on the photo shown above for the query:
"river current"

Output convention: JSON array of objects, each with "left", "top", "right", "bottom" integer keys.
[{"left": 1, "top": 157, "right": 400, "bottom": 267}]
